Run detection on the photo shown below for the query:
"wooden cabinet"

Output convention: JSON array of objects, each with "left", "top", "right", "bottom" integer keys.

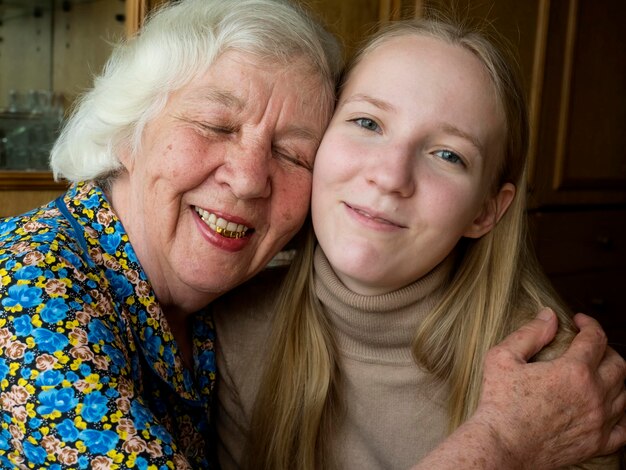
[
  {"left": 297, "top": 0, "right": 381, "bottom": 57},
  {"left": 528, "top": 0, "right": 626, "bottom": 355},
  {"left": 296, "top": 0, "right": 420, "bottom": 57},
  {"left": 530, "top": 209, "right": 626, "bottom": 355},
  {"left": 0, "top": 173, "right": 67, "bottom": 218},
  {"left": 531, "top": 0, "right": 626, "bottom": 207},
  {"left": 0, "top": 0, "right": 140, "bottom": 217}
]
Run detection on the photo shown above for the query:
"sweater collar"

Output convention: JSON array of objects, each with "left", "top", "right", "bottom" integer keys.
[{"left": 313, "top": 246, "right": 451, "bottom": 363}]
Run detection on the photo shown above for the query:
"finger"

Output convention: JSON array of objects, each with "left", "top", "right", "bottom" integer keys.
[
  {"left": 597, "top": 347, "right": 626, "bottom": 398},
  {"left": 564, "top": 313, "right": 608, "bottom": 367},
  {"left": 609, "top": 387, "right": 626, "bottom": 422},
  {"left": 604, "top": 413, "right": 626, "bottom": 455},
  {"left": 573, "top": 312, "right": 604, "bottom": 332},
  {"left": 496, "top": 307, "right": 559, "bottom": 362}
]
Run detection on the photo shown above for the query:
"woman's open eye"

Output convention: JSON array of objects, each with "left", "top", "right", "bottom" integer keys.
[
  {"left": 433, "top": 149, "right": 464, "bottom": 165},
  {"left": 352, "top": 117, "right": 381, "bottom": 133}
]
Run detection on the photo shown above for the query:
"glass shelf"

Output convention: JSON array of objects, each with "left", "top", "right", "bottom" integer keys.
[
  {"left": 0, "top": 109, "right": 63, "bottom": 172},
  {"left": 0, "top": 0, "right": 126, "bottom": 177},
  {"left": 0, "top": 0, "right": 142, "bottom": 192}
]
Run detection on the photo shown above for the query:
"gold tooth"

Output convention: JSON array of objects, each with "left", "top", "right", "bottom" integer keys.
[{"left": 215, "top": 226, "right": 245, "bottom": 239}]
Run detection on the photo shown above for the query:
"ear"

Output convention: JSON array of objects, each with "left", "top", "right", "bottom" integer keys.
[
  {"left": 463, "top": 182, "right": 516, "bottom": 239},
  {"left": 117, "top": 144, "right": 135, "bottom": 173}
]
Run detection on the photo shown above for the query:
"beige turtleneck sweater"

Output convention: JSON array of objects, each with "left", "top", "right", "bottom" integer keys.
[{"left": 213, "top": 247, "right": 451, "bottom": 470}]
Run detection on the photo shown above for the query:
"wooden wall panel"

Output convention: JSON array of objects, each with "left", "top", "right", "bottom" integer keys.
[
  {"left": 556, "top": 0, "right": 626, "bottom": 189},
  {"left": 532, "top": 0, "right": 626, "bottom": 205},
  {"left": 300, "top": 0, "right": 382, "bottom": 58},
  {"left": 0, "top": 188, "right": 64, "bottom": 217},
  {"left": 52, "top": 0, "right": 125, "bottom": 103}
]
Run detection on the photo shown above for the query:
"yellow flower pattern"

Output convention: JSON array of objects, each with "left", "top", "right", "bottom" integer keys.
[{"left": 0, "top": 182, "right": 216, "bottom": 469}]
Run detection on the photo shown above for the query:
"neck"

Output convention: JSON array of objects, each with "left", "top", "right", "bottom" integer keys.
[{"left": 163, "top": 305, "right": 194, "bottom": 370}]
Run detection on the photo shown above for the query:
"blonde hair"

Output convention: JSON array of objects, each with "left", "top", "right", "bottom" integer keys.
[
  {"left": 245, "top": 224, "right": 340, "bottom": 469},
  {"left": 248, "top": 15, "right": 577, "bottom": 469}
]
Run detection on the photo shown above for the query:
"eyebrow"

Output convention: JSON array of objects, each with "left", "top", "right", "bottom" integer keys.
[
  {"left": 340, "top": 93, "right": 396, "bottom": 113},
  {"left": 198, "top": 86, "right": 245, "bottom": 111},
  {"left": 437, "top": 123, "right": 484, "bottom": 154},
  {"left": 342, "top": 93, "right": 484, "bottom": 153},
  {"left": 281, "top": 125, "right": 321, "bottom": 146}
]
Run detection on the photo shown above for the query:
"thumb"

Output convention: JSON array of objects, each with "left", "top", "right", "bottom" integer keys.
[{"left": 498, "top": 307, "right": 559, "bottom": 362}]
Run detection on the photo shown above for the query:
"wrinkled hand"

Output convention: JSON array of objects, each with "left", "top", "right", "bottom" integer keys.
[{"left": 472, "top": 308, "right": 626, "bottom": 469}]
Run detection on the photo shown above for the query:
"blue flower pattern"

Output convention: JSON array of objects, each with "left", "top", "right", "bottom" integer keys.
[{"left": 0, "top": 182, "right": 216, "bottom": 468}]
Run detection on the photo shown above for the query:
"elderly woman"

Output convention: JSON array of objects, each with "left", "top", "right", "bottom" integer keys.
[
  {"left": 0, "top": 0, "right": 341, "bottom": 467},
  {"left": 0, "top": 0, "right": 623, "bottom": 469}
]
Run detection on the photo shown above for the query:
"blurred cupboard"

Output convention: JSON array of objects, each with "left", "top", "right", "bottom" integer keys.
[
  {"left": 1, "top": 0, "right": 625, "bottom": 353},
  {"left": 0, "top": 0, "right": 126, "bottom": 170},
  {"left": 0, "top": 0, "right": 126, "bottom": 212}
]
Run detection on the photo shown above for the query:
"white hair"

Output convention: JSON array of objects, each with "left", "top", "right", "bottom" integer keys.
[{"left": 50, "top": 0, "right": 343, "bottom": 183}]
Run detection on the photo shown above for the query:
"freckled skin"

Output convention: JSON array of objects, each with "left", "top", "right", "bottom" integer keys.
[
  {"left": 109, "top": 51, "right": 330, "bottom": 324},
  {"left": 415, "top": 313, "right": 625, "bottom": 468}
]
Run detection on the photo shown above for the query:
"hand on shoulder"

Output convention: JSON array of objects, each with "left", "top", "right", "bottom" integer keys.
[
  {"left": 473, "top": 309, "right": 625, "bottom": 468},
  {"left": 413, "top": 309, "right": 626, "bottom": 469}
]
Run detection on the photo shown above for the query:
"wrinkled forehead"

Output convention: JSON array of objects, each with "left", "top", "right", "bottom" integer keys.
[
  {"left": 213, "top": 50, "right": 335, "bottom": 125},
  {"left": 165, "top": 50, "right": 332, "bottom": 150}
]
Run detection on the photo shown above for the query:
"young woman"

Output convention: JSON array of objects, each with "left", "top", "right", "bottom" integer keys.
[{"left": 213, "top": 16, "right": 625, "bottom": 470}]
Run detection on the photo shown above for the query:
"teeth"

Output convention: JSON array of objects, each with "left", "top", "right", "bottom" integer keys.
[{"left": 195, "top": 207, "right": 249, "bottom": 239}]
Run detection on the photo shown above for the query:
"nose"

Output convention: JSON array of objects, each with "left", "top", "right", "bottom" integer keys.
[
  {"left": 217, "top": 137, "right": 272, "bottom": 199},
  {"left": 366, "top": 145, "right": 416, "bottom": 197}
]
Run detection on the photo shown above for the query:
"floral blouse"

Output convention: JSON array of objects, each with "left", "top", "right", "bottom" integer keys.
[{"left": 0, "top": 182, "right": 217, "bottom": 469}]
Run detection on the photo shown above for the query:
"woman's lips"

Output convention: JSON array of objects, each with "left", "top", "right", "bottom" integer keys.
[
  {"left": 344, "top": 202, "right": 406, "bottom": 228},
  {"left": 194, "top": 206, "right": 252, "bottom": 239}
]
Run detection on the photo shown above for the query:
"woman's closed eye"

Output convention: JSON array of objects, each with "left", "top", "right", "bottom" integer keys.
[
  {"left": 351, "top": 117, "right": 381, "bottom": 133},
  {"left": 177, "top": 115, "right": 239, "bottom": 137},
  {"left": 433, "top": 149, "right": 464, "bottom": 166},
  {"left": 273, "top": 147, "right": 313, "bottom": 172},
  {"left": 198, "top": 122, "right": 237, "bottom": 135}
]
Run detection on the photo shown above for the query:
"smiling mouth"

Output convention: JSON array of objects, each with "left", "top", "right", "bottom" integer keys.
[
  {"left": 195, "top": 207, "right": 251, "bottom": 239},
  {"left": 347, "top": 203, "right": 404, "bottom": 227}
]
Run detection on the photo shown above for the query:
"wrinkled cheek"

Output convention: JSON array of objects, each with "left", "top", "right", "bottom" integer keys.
[
  {"left": 277, "top": 182, "right": 312, "bottom": 238},
  {"left": 284, "top": 195, "right": 310, "bottom": 229}
]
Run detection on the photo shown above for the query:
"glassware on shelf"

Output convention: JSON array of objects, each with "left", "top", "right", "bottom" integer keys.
[{"left": 0, "top": 89, "right": 65, "bottom": 171}]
